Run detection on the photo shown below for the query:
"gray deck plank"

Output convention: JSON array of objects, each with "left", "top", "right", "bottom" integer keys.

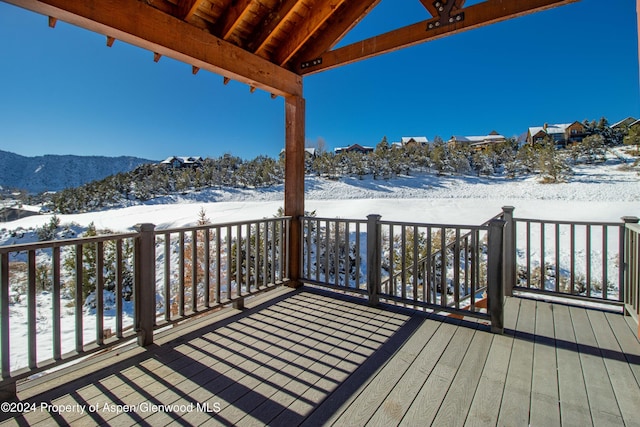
[
  {"left": 399, "top": 322, "right": 478, "bottom": 426},
  {"left": 464, "top": 297, "right": 519, "bottom": 427},
  {"left": 497, "top": 297, "right": 536, "bottom": 426},
  {"left": 553, "top": 303, "right": 593, "bottom": 427},
  {"left": 604, "top": 311, "right": 640, "bottom": 386},
  {"left": 529, "top": 301, "right": 561, "bottom": 427},
  {"left": 570, "top": 306, "right": 624, "bottom": 426},
  {"left": 587, "top": 309, "right": 640, "bottom": 427},
  {"left": 328, "top": 317, "right": 440, "bottom": 427},
  {"left": 431, "top": 327, "right": 493, "bottom": 427}
]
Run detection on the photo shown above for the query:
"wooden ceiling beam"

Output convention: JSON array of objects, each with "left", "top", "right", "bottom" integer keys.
[
  {"left": 4, "top": 0, "right": 302, "bottom": 97},
  {"left": 177, "top": 0, "right": 204, "bottom": 21},
  {"left": 248, "top": 0, "right": 299, "bottom": 56},
  {"left": 293, "top": 0, "right": 380, "bottom": 69},
  {"left": 298, "top": 0, "right": 579, "bottom": 75},
  {"left": 214, "top": 0, "right": 255, "bottom": 41},
  {"left": 274, "top": 0, "right": 347, "bottom": 67}
]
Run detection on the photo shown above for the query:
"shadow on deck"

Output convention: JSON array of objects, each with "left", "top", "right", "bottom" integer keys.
[{"left": 1, "top": 286, "right": 639, "bottom": 426}]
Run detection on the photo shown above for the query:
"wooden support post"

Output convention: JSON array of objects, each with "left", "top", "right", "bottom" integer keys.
[
  {"left": 0, "top": 252, "right": 15, "bottom": 400},
  {"left": 48, "top": 16, "right": 57, "bottom": 28},
  {"left": 502, "top": 206, "right": 516, "bottom": 297},
  {"left": 134, "top": 223, "right": 156, "bottom": 347},
  {"left": 284, "top": 94, "right": 305, "bottom": 288},
  {"left": 106, "top": 36, "right": 115, "bottom": 47},
  {"left": 487, "top": 219, "right": 506, "bottom": 334},
  {"left": 367, "top": 214, "right": 382, "bottom": 306}
]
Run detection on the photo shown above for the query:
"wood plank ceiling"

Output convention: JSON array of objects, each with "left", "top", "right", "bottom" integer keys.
[{"left": 156, "top": 0, "right": 579, "bottom": 76}]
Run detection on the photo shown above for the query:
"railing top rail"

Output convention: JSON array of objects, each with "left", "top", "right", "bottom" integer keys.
[
  {"left": 158, "top": 216, "right": 292, "bottom": 235},
  {"left": 0, "top": 232, "right": 139, "bottom": 253},
  {"left": 379, "top": 219, "right": 489, "bottom": 230},
  {"left": 513, "top": 217, "right": 622, "bottom": 227},
  {"left": 301, "top": 216, "right": 366, "bottom": 223}
]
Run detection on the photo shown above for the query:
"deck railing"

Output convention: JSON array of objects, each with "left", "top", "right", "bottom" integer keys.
[
  {"left": 623, "top": 220, "right": 640, "bottom": 333},
  {"left": 503, "top": 210, "right": 639, "bottom": 306},
  {"left": 300, "top": 214, "right": 506, "bottom": 332},
  {"left": 0, "top": 217, "right": 290, "bottom": 398}
]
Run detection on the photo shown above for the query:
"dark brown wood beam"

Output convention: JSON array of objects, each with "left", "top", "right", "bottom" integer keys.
[
  {"left": 274, "top": 0, "right": 347, "bottom": 66},
  {"left": 284, "top": 94, "right": 305, "bottom": 288},
  {"left": 4, "top": 0, "right": 302, "bottom": 97},
  {"left": 298, "top": 0, "right": 579, "bottom": 74},
  {"left": 293, "top": 0, "right": 380, "bottom": 68}
]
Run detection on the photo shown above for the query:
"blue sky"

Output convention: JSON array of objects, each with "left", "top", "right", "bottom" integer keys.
[{"left": 0, "top": 0, "right": 638, "bottom": 161}]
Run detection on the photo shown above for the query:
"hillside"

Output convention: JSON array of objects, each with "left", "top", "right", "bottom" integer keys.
[{"left": 0, "top": 150, "right": 154, "bottom": 193}]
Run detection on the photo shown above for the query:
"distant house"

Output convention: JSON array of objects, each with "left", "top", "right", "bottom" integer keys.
[
  {"left": 448, "top": 131, "right": 506, "bottom": 150},
  {"left": 160, "top": 156, "right": 204, "bottom": 169},
  {"left": 526, "top": 122, "right": 587, "bottom": 146},
  {"left": 279, "top": 147, "right": 317, "bottom": 160},
  {"left": 400, "top": 136, "right": 429, "bottom": 147},
  {"left": 334, "top": 144, "right": 374, "bottom": 154},
  {"left": 610, "top": 117, "right": 637, "bottom": 131}
]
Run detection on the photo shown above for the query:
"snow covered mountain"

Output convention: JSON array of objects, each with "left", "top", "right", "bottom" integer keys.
[{"left": 0, "top": 150, "right": 154, "bottom": 193}]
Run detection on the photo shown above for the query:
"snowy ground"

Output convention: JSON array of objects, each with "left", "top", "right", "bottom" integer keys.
[
  {"left": 0, "top": 151, "right": 639, "bottom": 373},
  {"left": 3, "top": 158, "right": 639, "bottom": 237}
]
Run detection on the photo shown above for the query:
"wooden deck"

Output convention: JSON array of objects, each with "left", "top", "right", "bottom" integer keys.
[{"left": 1, "top": 286, "right": 639, "bottom": 426}]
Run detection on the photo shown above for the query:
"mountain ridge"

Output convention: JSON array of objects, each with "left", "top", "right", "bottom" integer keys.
[{"left": 0, "top": 150, "right": 154, "bottom": 193}]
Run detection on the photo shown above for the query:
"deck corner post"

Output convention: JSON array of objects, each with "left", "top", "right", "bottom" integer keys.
[
  {"left": 502, "top": 206, "right": 516, "bottom": 297},
  {"left": 488, "top": 219, "right": 506, "bottom": 334},
  {"left": 134, "top": 223, "right": 156, "bottom": 347},
  {"left": 0, "top": 379, "right": 16, "bottom": 401},
  {"left": 367, "top": 214, "right": 382, "bottom": 306}
]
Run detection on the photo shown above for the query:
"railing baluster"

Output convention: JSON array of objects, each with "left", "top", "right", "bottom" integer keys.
[
  {"left": 1, "top": 253, "right": 10, "bottom": 380},
  {"left": 570, "top": 223, "right": 576, "bottom": 294},
  {"left": 52, "top": 246, "right": 61, "bottom": 360},
  {"left": 426, "top": 227, "right": 432, "bottom": 304},
  {"left": 164, "top": 233, "right": 171, "bottom": 321},
  {"left": 355, "top": 222, "right": 361, "bottom": 289},
  {"left": 179, "top": 231, "right": 185, "bottom": 316},
  {"left": 526, "top": 221, "right": 531, "bottom": 289},
  {"left": 454, "top": 227, "right": 460, "bottom": 309},
  {"left": 115, "top": 239, "right": 123, "bottom": 338},
  {"left": 192, "top": 230, "right": 198, "bottom": 312},
  {"left": 204, "top": 229, "right": 210, "bottom": 307},
  {"left": 75, "top": 244, "right": 83, "bottom": 353},
  {"left": 96, "top": 241, "right": 104, "bottom": 345},
  {"left": 236, "top": 224, "right": 242, "bottom": 298},
  {"left": 603, "top": 225, "right": 608, "bottom": 300},
  {"left": 586, "top": 225, "right": 592, "bottom": 298},
  {"left": 27, "top": 249, "right": 36, "bottom": 369},
  {"left": 226, "top": 226, "right": 232, "bottom": 301},
  {"left": 215, "top": 226, "right": 221, "bottom": 304},
  {"left": 389, "top": 225, "right": 394, "bottom": 296},
  {"left": 440, "top": 227, "right": 446, "bottom": 307},
  {"left": 555, "top": 223, "right": 560, "bottom": 293},
  {"left": 401, "top": 224, "right": 406, "bottom": 300},
  {"left": 540, "top": 221, "right": 545, "bottom": 290}
]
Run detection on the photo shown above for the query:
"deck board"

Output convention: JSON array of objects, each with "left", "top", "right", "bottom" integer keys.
[{"left": 1, "top": 287, "right": 639, "bottom": 427}]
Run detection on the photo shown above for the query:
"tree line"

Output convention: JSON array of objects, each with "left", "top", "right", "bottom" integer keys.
[{"left": 40, "top": 117, "right": 635, "bottom": 214}]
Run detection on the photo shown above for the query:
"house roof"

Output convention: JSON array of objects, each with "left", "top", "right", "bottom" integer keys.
[
  {"left": 160, "top": 156, "right": 203, "bottom": 165},
  {"left": 528, "top": 123, "right": 572, "bottom": 136},
  {"left": 401, "top": 136, "right": 429, "bottom": 144},
  {"left": 450, "top": 134, "right": 505, "bottom": 143},
  {"left": 611, "top": 117, "right": 637, "bottom": 129}
]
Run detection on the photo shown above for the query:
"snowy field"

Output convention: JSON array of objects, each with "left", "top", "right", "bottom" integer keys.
[
  {"left": 0, "top": 152, "right": 639, "bottom": 373},
  {"left": 3, "top": 159, "right": 640, "bottom": 237}
]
